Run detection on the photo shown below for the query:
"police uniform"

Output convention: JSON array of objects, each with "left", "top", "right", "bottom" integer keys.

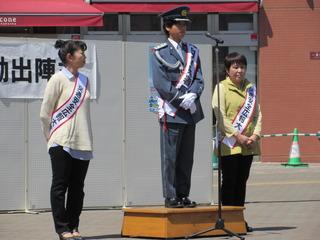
[{"left": 151, "top": 6, "right": 204, "bottom": 207}]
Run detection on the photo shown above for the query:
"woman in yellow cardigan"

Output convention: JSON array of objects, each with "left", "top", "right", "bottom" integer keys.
[{"left": 212, "top": 52, "right": 262, "bottom": 231}]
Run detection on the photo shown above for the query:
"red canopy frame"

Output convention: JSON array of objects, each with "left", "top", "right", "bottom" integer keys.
[
  {"left": 92, "top": 2, "right": 258, "bottom": 13},
  {"left": 0, "top": 0, "right": 103, "bottom": 27}
]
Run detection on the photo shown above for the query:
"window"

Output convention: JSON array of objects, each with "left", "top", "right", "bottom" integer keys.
[
  {"left": 0, "top": 27, "right": 80, "bottom": 34},
  {"left": 130, "top": 14, "right": 160, "bottom": 32},
  {"left": 219, "top": 14, "right": 253, "bottom": 31},
  {"left": 32, "top": 27, "right": 58, "bottom": 34},
  {"left": 188, "top": 14, "right": 207, "bottom": 31},
  {"left": 35, "top": 27, "right": 80, "bottom": 34},
  {"left": 88, "top": 14, "right": 119, "bottom": 32},
  {"left": 0, "top": 27, "right": 32, "bottom": 34}
]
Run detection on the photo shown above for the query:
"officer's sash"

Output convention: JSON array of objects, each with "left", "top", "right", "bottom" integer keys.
[
  {"left": 49, "top": 73, "right": 88, "bottom": 139},
  {"left": 222, "top": 86, "right": 257, "bottom": 148},
  {"left": 175, "top": 43, "right": 199, "bottom": 89},
  {"left": 149, "top": 43, "right": 199, "bottom": 117}
]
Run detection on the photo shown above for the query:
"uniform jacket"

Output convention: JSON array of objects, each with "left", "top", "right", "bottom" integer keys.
[{"left": 151, "top": 39, "right": 204, "bottom": 124}]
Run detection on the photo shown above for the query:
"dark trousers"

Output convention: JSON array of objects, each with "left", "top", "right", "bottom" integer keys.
[
  {"left": 160, "top": 122, "right": 195, "bottom": 199},
  {"left": 221, "top": 154, "right": 253, "bottom": 206},
  {"left": 49, "top": 146, "right": 89, "bottom": 234}
]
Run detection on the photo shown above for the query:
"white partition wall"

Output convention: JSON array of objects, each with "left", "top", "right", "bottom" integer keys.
[
  {"left": 0, "top": 100, "right": 26, "bottom": 210},
  {"left": 0, "top": 2, "right": 260, "bottom": 211},
  {"left": 124, "top": 41, "right": 213, "bottom": 205},
  {"left": 0, "top": 39, "right": 213, "bottom": 210},
  {"left": 25, "top": 40, "right": 125, "bottom": 210},
  {"left": 188, "top": 44, "right": 213, "bottom": 204},
  {"left": 28, "top": 100, "right": 51, "bottom": 209},
  {"left": 84, "top": 40, "right": 124, "bottom": 207}
]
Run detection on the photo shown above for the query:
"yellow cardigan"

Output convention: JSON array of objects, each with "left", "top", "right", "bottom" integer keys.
[
  {"left": 212, "top": 77, "right": 262, "bottom": 156},
  {"left": 40, "top": 71, "right": 93, "bottom": 151}
]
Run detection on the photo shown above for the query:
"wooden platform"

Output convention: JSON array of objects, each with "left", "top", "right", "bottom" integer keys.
[{"left": 121, "top": 205, "right": 246, "bottom": 238}]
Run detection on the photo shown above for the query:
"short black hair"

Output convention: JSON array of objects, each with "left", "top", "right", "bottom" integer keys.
[
  {"left": 54, "top": 40, "right": 87, "bottom": 65},
  {"left": 224, "top": 52, "right": 247, "bottom": 71},
  {"left": 162, "top": 20, "right": 175, "bottom": 37}
]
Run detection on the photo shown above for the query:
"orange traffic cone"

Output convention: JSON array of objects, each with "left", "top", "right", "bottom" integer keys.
[{"left": 282, "top": 128, "right": 308, "bottom": 167}]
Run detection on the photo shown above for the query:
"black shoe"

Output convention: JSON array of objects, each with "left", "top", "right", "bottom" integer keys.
[
  {"left": 165, "top": 198, "right": 184, "bottom": 208},
  {"left": 245, "top": 221, "right": 253, "bottom": 232},
  {"left": 181, "top": 197, "right": 197, "bottom": 208}
]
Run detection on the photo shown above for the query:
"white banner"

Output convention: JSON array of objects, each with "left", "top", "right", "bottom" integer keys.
[{"left": 0, "top": 38, "right": 97, "bottom": 99}]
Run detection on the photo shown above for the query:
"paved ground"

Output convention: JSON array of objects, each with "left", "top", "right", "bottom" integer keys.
[{"left": 1, "top": 162, "right": 320, "bottom": 240}]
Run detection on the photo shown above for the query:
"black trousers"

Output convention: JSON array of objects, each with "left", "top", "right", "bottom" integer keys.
[
  {"left": 49, "top": 146, "right": 89, "bottom": 234},
  {"left": 221, "top": 154, "right": 253, "bottom": 206},
  {"left": 160, "top": 122, "right": 195, "bottom": 199}
]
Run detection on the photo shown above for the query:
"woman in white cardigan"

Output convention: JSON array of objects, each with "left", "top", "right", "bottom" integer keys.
[{"left": 40, "top": 40, "right": 93, "bottom": 240}]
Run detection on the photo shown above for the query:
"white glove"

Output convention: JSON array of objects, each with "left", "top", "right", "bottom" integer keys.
[
  {"left": 179, "top": 93, "right": 197, "bottom": 109},
  {"left": 189, "top": 102, "right": 197, "bottom": 114}
]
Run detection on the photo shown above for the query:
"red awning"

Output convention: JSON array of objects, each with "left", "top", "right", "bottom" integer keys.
[
  {"left": 0, "top": 0, "right": 103, "bottom": 27},
  {"left": 92, "top": 2, "right": 258, "bottom": 13}
]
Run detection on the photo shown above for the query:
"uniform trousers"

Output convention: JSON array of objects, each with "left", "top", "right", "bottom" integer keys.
[
  {"left": 220, "top": 154, "right": 253, "bottom": 206},
  {"left": 160, "top": 122, "right": 195, "bottom": 199},
  {"left": 49, "top": 146, "right": 89, "bottom": 234}
]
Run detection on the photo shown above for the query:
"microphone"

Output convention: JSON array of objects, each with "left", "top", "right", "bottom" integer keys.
[{"left": 204, "top": 32, "right": 224, "bottom": 44}]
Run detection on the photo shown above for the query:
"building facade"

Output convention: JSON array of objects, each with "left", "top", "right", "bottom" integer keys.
[
  {"left": 0, "top": 0, "right": 319, "bottom": 211},
  {"left": 259, "top": 0, "right": 320, "bottom": 162}
]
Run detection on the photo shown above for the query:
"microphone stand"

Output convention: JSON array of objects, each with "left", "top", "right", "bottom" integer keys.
[{"left": 185, "top": 33, "right": 245, "bottom": 240}]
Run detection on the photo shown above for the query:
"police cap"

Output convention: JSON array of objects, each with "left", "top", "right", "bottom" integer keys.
[{"left": 159, "top": 6, "right": 190, "bottom": 22}]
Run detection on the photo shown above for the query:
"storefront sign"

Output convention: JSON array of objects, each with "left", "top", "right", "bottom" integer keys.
[{"left": 0, "top": 16, "right": 17, "bottom": 26}]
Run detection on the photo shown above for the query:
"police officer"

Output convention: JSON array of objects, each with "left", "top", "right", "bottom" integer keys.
[{"left": 151, "top": 6, "right": 204, "bottom": 208}]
